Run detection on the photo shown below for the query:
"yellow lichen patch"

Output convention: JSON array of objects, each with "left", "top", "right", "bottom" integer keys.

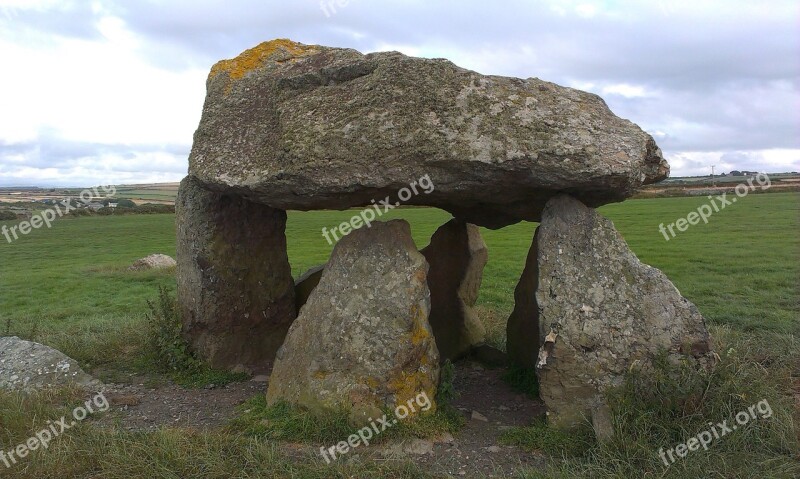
[
  {"left": 385, "top": 308, "right": 438, "bottom": 414},
  {"left": 209, "top": 39, "right": 318, "bottom": 83},
  {"left": 365, "top": 376, "right": 381, "bottom": 390},
  {"left": 388, "top": 366, "right": 438, "bottom": 414},
  {"left": 408, "top": 305, "right": 431, "bottom": 346}
]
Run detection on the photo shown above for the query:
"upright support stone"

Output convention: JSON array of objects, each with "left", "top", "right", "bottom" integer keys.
[
  {"left": 267, "top": 220, "right": 439, "bottom": 425},
  {"left": 534, "top": 195, "right": 714, "bottom": 430},
  {"left": 294, "top": 264, "right": 325, "bottom": 313},
  {"left": 421, "top": 219, "right": 488, "bottom": 362},
  {"left": 176, "top": 176, "right": 296, "bottom": 373},
  {"left": 506, "top": 227, "right": 541, "bottom": 369}
]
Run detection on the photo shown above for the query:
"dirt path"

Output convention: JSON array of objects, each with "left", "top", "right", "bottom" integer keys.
[
  {"left": 414, "top": 362, "right": 547, "bottom": 476},
  {"left": 94, "top": 362, "right": 546, "bottom": 477}
]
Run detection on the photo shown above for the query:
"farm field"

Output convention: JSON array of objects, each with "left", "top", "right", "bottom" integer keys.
[
  {"left": 0, "top": 192, "right": 798, "bottom": 478},
  {"left": 0, "top": 183, "right": 180, "bottom": 206}
]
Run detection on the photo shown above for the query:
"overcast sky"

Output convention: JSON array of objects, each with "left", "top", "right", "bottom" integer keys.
[{"left": 0, "top": 0, "right": 797, "bottom": 187}]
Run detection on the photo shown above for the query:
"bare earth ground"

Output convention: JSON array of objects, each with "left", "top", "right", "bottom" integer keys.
[{"left": 94, "top": 361, "right": 546, "bottom": 478}]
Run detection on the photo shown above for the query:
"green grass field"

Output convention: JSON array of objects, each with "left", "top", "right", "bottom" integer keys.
[{"left": 0, "top": 192, "right": 798, "bottom": 478}]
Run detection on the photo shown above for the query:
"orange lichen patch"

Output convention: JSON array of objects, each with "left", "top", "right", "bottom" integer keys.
[
  {"left": 386, "top": 308, "right": 438, "bottom": 413},
  {"left": 209, "top": 39, "right": 318, "bottom": 83},
  {"left": 387, "top": 366, "right": 437, "bottom": 414},
  {"left": 409, "top": 305, "right": 431, "bottom": 346}
]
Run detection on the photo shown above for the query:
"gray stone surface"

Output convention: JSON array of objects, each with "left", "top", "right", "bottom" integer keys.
[
  {"left": 176, "top": 176, "right": 296, "bottom": 373},
  {"left": 188, "top": 39, "right": 668, "bottom": 228},
  {"left": 294, "top": 264, "right": 325, "bottom": 313},
  {"left": 421, "top": 219, "right": 488, "bottom": 361},
  {"left": 534, "top": 195, "right": 714, "bottom": 429},
  {"left": 266, "top": 220, "right": 439, "bottom": 425},
  {"left": 0, "top": 337, "right": 102, "bottom": 391}
]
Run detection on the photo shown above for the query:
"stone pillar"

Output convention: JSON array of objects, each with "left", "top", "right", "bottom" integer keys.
[
  {"left": 267, "top": 220, "right": 439, "bottom": 426},
  {"left": 534, "top": 195, "right": 714, "bottom": 431},
  {"left": 176, "top": 176, "right": 296, "bottom": 373},
  {"left": 420, "top": 219, "right": 488, "bottom": 362},
  {"left": 506, "top": 227, "right": 541, "bottom": 370},
  {"left": 294, "top": 264, "right": 324, "bottom": 313}
]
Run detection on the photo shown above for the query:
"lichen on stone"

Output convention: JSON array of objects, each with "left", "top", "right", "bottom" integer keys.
[{"left": 209, "top": 38, "right": 318, "bottom": 84}]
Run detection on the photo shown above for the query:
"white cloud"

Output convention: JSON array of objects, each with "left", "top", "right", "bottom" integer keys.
[
  {"left": 0, "top": 17, "right": 205, "bottom": 146},
  {"left": 575, "top": 4, "right": 598, "bottom": 18},
  {"left": 666, "top": 149, "right": 800, "bottom": 177},
  {"left": 601, "top": 84, "right": 650, "bottom": 98}
]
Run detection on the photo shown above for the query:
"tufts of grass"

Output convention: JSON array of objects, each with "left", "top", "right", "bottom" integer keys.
[
  {"left": 229, "top": 397, "right": 354, "bottom": 444},
  {"left": 1, "top": 425, "right": 437, "bottom": 479},
  {"left": 436, "top": 360, "right": 458, "bottom": 405},
  {"left": 0, "top": 386, "right": 89, "bottom": 444},
  {"left": 514, "top": 325, "right": 800, "bottom": 478},
  {"left": 394, "top": 402, "right": 465, "bottom": 439},
  {"left": 501, "top": 417, "right": 596, "bottom": 457},
  {"left": 145, "top": 285, "right": 198, "bottom": 373},
  {"left": 474, "top": 305, "right": 508, "bottom": 351},
  {"left": 230, "top": 394, "right": 464, "bottom": 447},
  {"left": 144, "top": 286, "right": 247, "bottom": 388}
]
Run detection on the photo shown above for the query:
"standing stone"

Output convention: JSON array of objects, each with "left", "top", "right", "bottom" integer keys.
[
  {"left": 506, "top": 227, "right": 541, "bottom": 369},
  {"left": 176, "top": 176, "right": 296, "bottom": 373},
  {"left": 267, "top": 220, "right": 439, "bottom": 425},
  {"left": 535, "top": 195, "right": 713, "bottom": 430},
  {"left": 421, "top": 219, "right": 488, "bottom": 361},
  {"left": 294, "top": 264, "right": 325, "bottom": 313}
]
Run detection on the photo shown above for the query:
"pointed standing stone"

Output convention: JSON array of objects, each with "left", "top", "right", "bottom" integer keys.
[
  {"left": 421, "top": 219, "right": 488, "bottom": 362},
  {"left": 267, "top": 220, "right": 439, "bottom": 425},
  {"left": 533, "top": 195, "right": 714, "bottom": 429},
  {"left": 506, "top": 228, "right": 541, "bottom": 370}
]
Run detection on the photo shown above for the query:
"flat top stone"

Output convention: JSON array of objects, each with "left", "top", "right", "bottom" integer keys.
[{"left": 189, "top": 39, "right": 668, "bottom": 228}]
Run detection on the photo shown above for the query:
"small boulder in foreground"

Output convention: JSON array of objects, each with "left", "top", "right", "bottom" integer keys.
[{"left": 0, "top": 336, "right": 102, "bottom": 391}]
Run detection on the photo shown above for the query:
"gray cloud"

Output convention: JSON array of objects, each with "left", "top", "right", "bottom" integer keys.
[
  {"left": 0, "top": 2, "right": 101, "bottom": 42},
  {"left": 0, "top": 0, "right": 797, "bottom": 184},
  {"left": 0, "top": 135, "right": 188, "bottom": 187}
]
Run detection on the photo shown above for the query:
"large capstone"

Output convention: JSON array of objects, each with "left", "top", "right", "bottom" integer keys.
[
  {"left": 176, "top": 176, "right": 296, "bottom": 373},
  {"left": 266, "top": 220, "right": 439, "bottom": 424},
  {"left": 421, "top": 219, "right": 488, "bottom": 361},
  {"left": 533, "top": 195, "right": 714, "bottom": 429},
  {"left": 188, "top": 39, "right": 668, "bottom": 229}
]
